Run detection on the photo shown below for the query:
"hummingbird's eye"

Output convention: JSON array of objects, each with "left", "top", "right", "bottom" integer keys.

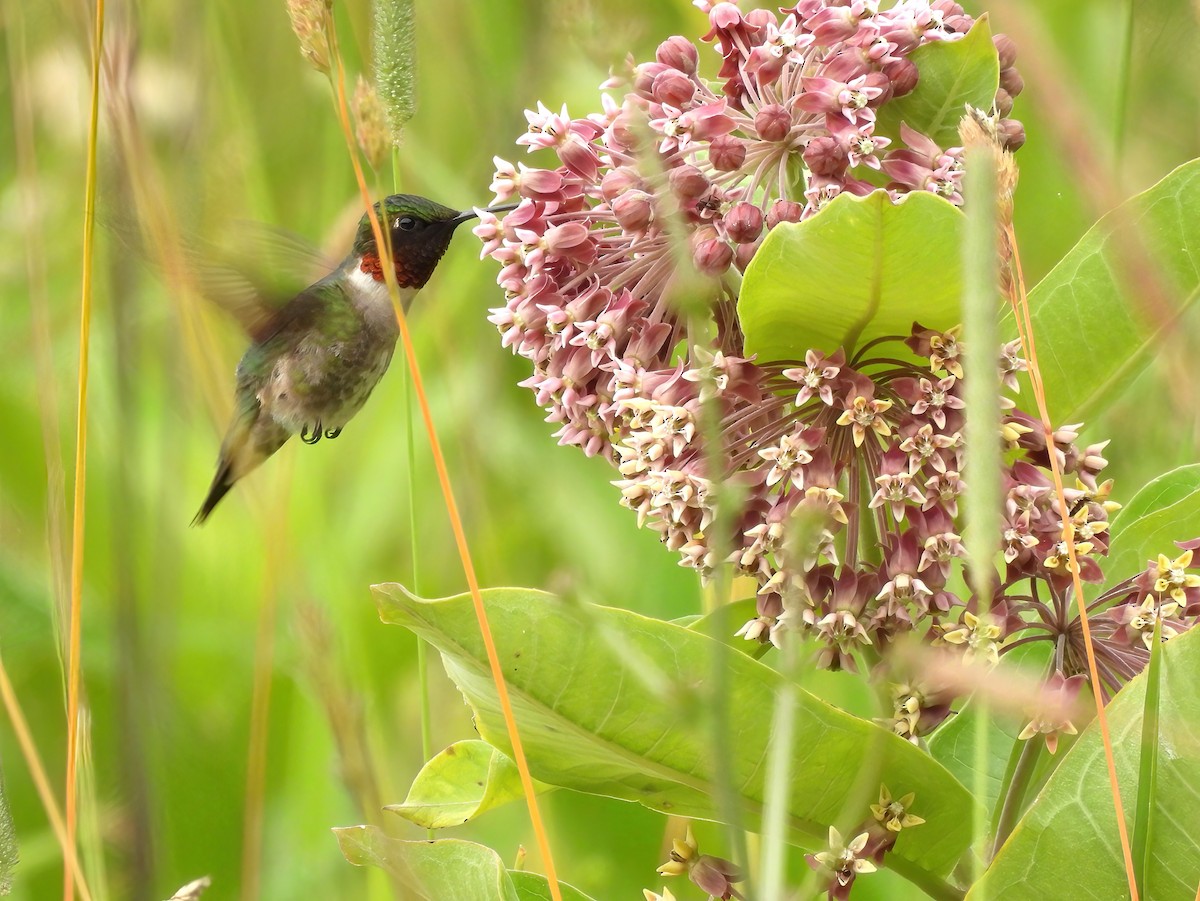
[{"left": 395, "top": 216, "right": 419, "bottom": 231}]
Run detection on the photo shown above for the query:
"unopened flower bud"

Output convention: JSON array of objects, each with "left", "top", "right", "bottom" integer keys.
[
  {"left": 669, "top": 164, "right": 710, "bottom": 200},
  {"left": 803, "top": 135, "right": 847, "bottom": 177},
  {"left": 709, "top": 135, "right": 747, "bottom": 171},
  {"left": 735, "top": 239, "right": 761, "bottom": 272},
  {"left": 754, "top": 103, "right": 792, "bottom": 142},
  {"left": 999, "top": 66, "right": 1024, "bottom": 98},
  {"left": 652, "top": 69, "right": 696, "bottom": 107},
  {"left": 601, "top": 166, "right": 641, "bottom": 201},
  {"left": 612, "top": 189, "right": 654, "bottom": 232},
  {"left": 690, "top": 855, "right": 742, "bottom": 898},
  {"left": 545, "top": 222, "right": 595, "bottom": 261},
  {"left": 998, "top": 118, "right": 1025, "bottom": 151},
  {"left": 692, "top": 232, "right": 733, "bottom": 276},
  {"left": 994, "top": 33, "right": 1018, "bottom": 70},
  {"left": 944, "top": 12, "right": 973, "bottom": 32},
  {"left": 724, "top": 201, "right": 763, "bottom": 244},
  {"left": 994, "top": 88, "right": 1014, "bottom": 117},
  {"left": 885, "top": 59, "right": 919, "bottom": 98},
  {"left": 633, "top": 62, "right": 671, "bottom": 97},
  {"left": 656, "top": 36, "right": 699, "bottom": 75},
  {"left": 745, "top": 7, "right": 775, "bottom": 28},
  {"left": 610, "top": 109, "right": 648, "bottom": 151},
  {"left": 766, "top": 199, "right": 804, "bottom": 228}
]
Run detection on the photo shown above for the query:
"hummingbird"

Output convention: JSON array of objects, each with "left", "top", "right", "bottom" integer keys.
[{"left": 193, "top": 193, "right": 495, "bottom": 525}]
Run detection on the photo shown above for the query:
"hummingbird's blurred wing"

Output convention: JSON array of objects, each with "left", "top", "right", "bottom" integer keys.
[
  {"left": 188, "top": 222, "right": 341, "bottom": 341},
  {"left": 107, "top": 206, "right": 339, "bottom": 341}
]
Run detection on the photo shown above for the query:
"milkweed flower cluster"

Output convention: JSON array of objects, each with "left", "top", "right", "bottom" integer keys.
[
  {"left": 477, "top": 0, "right": 1020, "bottom": 483},
  {"left": 476, "top": 0, "right": 1199, "bottom": 736}
]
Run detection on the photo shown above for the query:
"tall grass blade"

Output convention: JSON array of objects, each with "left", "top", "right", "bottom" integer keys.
[{"left": 65, "top": 2, "right": 107, "bottom": 898}]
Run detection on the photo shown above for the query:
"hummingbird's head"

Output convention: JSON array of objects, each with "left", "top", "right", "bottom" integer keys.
[{"left": 352, "top": 194, "right": 478, "bottom": 289}]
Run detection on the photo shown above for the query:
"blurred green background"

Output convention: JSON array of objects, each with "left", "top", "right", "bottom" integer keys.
[{"left": 2, "top": 0, "right": 1199, "bottom": 899}]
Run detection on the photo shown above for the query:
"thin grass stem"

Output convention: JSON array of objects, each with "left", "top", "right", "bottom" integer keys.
[
  {"left": 325, "top": 16, "right": 563, "bottom": 899},
  {"left": 64, "top": 3, "right": 106, "bottom": 898},
  {"left": 237, "top": 489, "right": 289, "bottom": 901},
  {"left": 0, "top": 655, "right": 94, "bottom": 901},
  {"left": 1112, "top": 0, "right": 1135, "bottom": 167},
  {"left": 1004, "top": 220, "right": 1140, "bottom": 900},
  {"left": 388, "top": 142, "right": 436, "bottom": 843}
]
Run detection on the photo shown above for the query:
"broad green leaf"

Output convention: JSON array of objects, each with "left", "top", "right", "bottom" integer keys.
[
  {"left": 509, "top": 871, "right": 598, "bottom": 901},
  {"left": 335, "top": 827, "right": 520, "bottom": 901},
  {"left": 876, "top": 16, "right": 1000, "bottom": 148},
  {"left": 1011, "top": 158, "right": 1200, "bottom": 422},
  {"left": 1107, "top": 464, "right": 1200, "bottom": 582},
  {"left": 927, "top": 643, "right": 1052, "bottom": 815},
  {"left": 683, "top": 597, "right": 757, "bottom": 642},
  {"left": 739, "top": 190, "right": 964, "bottom": 364},
  {"left": 372, "top": 585, "right": 976, "bottom": 885},
  {"left": 387, "top": 740, "right": 551, "bottom": 828},
  {"left": 970, "top": 625, "right": 1200, "bottom": 900}
]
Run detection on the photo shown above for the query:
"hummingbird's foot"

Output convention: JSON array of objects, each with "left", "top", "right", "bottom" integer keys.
[
  {"left": 300, "top": 422, "right": 323, "bottom": 445},
  {"left": 323, "top": 427, "right": 342, "bottom": 440}
]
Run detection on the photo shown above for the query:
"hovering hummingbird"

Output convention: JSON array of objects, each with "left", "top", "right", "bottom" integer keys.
[{"left": 193, "top": 194, "right": 497, "bottom": 525}]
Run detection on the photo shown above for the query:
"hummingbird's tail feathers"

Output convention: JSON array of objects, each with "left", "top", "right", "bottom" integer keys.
[
  {"left": 192, "top": 460, "right": 236, "bottom": 526},
  {"left": 191, "top": 409, "right": 291, "bottom": 526}
]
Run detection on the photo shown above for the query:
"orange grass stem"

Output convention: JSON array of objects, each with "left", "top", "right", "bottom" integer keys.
[
  {"left": 0, "top": 658, "right": 93, "bottom": 901},
  {"left": 237, "top": 495, "right": 289, "bottom": 901},
  {"left": 65, "top": 2, "right": 106, "bottom": 899},
  {"left": 324, "top": 18, "right": 563, "bottom": 900},
  {"left": 1005, "top": 223, "right": 1138, "bottom": 900}
]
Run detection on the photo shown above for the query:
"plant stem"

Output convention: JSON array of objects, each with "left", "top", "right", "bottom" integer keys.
[
  {"left": 1131, "top": 613, "right": 1163, "bottom": 897},
  {"left": 759, "top": 641, "right": 797, "bottom": 899},
  {"left": 991, "top": 736, "right": 1042, "bottom": 858},
  {"left": 887, "top": 855, "right": 967, "bottom": 901},
  {"left": 962, "top": 145, "right": 1002, "bottom": 887},
  {"left": 1112, "top": 0, "right": 1135, "bottom": 169},
  {"left": 391, "top": 142, "right": 435, "bottom": 842},
  {"left": 65, "top": 2, "right": 105, "bottom": 898},
  {"left": 325, "top": 16, "right": 563, "bottom": 897},
  {"left": 988, "top": 732, "right": 1024, "bottom": 839}
]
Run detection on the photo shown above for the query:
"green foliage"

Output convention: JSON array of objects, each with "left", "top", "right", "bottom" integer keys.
[
  {"left": 971, "top": 626, "right": 1200, "bottom": 900},
  {"left": 927, "top": 645, "right": 1050, "bottom": 815},
  {"left": 336, "top": 828, "right": 594, "bottom": 901},
  {"left": 1009, "top": 159, "right": 1200, "bottom": 422},
  {"left": 5, "top": 0, "right": 1200, "bottom": 898},
  {"left": 336, "top": 828, "right": 520, "bottom": 901},
  {"left": 876, "top": 16, "right": 1000, "bottom": 147},
  {"left": 1108, "top": 463, "right": 1200, "bottom": 580},
  {"left": 373, "top": 585, "right": 976, "bottom": 882},
  {"left": 738, "top": 191, "right": 965, "bottom": 363},
  {"left": 509, "top": 871, "right": 599, "bottom": 901},
  {"left": 387, "top": 740, "right": 550, "bottom": 829}
]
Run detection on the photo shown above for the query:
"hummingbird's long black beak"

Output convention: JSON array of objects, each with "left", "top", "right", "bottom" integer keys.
[{"left": 451, "top": 201, "right": 520, "bottom": 227}]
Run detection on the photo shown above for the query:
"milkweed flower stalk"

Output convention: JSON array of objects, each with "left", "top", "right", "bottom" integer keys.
[{"left": 476, "top": 0, "right": 1199, "bottom": 733}]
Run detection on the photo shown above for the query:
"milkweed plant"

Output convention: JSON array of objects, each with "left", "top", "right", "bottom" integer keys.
[{"left": 334, "top": 1, "right": 1200, "bottom": 898}]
